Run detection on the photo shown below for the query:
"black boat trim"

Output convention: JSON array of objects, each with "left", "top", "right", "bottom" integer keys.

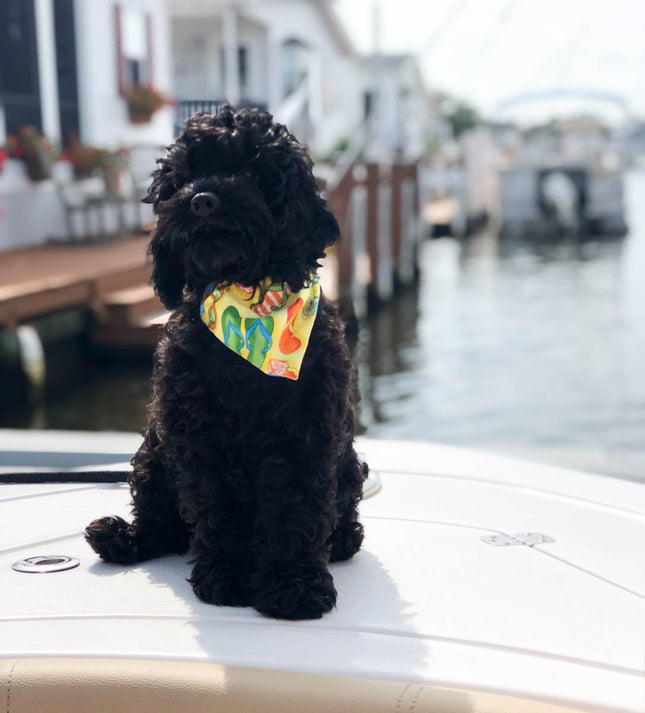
[{"left": 0, "top": 470, "right": 131, "bottom": 484}]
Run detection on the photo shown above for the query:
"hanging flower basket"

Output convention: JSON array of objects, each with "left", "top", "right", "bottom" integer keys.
[{"left": 124, "top": 85, "right": 175, "bottom": 124}]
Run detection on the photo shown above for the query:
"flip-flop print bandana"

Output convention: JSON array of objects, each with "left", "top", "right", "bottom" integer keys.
[{"left": 200, "top": 275, "right": 321, "bottom": 380}]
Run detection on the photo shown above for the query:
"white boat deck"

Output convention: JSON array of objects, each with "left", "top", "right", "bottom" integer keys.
[{"left": 1, "top": 430, "right": 644, "bottom": 712}]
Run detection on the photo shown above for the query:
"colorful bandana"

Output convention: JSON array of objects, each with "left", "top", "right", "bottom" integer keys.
[{"left": 200, "top": 275, "right": 320, "bottom": 380}]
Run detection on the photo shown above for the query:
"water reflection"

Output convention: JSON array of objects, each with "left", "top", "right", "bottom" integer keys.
[
  {"left": 360, "top": 170, "right": 645, "bottom": 482},
  {"left": 0, "top": 351, "right": 152, "bottom": 434},
  {"left": 358, "top": 285, "right": 422, "bottom": 433}
]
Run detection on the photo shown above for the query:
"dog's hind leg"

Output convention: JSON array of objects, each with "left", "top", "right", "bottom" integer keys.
[
  {"left": 85, "top": 424, "right": 191, "bottom": 564},
  {"left": 329, "top": 446, "right": 367, "bottom": 562}
]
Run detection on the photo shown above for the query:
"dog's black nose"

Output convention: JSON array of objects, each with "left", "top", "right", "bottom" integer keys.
[{"left": 190, "top": 192, "right": 220, "bottom": 217}]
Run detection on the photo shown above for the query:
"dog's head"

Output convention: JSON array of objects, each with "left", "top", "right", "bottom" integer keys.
[{"left": 145, "top": 106, "right": 339, "bottom": 309}]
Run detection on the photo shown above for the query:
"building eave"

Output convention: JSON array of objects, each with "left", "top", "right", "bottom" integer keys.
[{"left": 313, "top": 0, "right": 356, "bottom": 57}]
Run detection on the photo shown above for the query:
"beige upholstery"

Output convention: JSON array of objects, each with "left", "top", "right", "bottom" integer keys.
[{"left": 1, "top": 658, "right": 588, "bottom": 713}]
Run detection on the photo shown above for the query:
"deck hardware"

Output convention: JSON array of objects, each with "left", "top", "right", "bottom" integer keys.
[
  {"left": 12, "top": 555, "right": 80, "bottom": 573},
  {"left": 481, "top": 532, "right": 555, "bottom": 547},
  {"left": 363, "top": 470, "right": 382, "bottom": 498}
]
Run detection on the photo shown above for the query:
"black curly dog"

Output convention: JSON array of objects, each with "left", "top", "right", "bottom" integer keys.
[{"left": 85, "top": 106, "right": 366, "bottom": 620}]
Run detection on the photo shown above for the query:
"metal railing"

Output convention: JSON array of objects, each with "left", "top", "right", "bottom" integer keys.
[{"left": 175, "top": 99, "right": 268, "bottom": 135}]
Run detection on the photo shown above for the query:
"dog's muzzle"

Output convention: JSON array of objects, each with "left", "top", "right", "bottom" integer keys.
[{"left": 190, "top": 192, "right": 220, "bottom": 217}]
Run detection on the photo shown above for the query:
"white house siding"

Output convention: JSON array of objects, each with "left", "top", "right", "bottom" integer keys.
[
  {"left": 245, "top": 1, "right": 362, "bottom": 155},
  {"left": 169, "top": 1, "right": 362, "bottom": 157},
  {"left": 74, "top": 0, "right": 174, "bottom": 149},
  {"left": 362, "top": 55, "right": 429, "bottom": 161},
  {"left": 173, "top": 17, "right": 224, "bottom": 101},
  {"left": 172, "top": 14, "right": 269, "bottom": 106}
]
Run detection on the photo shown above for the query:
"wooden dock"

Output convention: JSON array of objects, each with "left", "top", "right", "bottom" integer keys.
[
  {"left": 0, "top": 158, "right": 423, "bottom": 354},
  {"left": 0, "top": 235, "right": 167, "bottom": 350},
  {"left": 0, "top": 234, "right": 339, "bottom": 353}
]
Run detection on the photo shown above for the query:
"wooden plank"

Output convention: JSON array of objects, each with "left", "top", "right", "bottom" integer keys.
[
  {"left": 91, "top": 322, "right": 164, "bottom": 350},
  {"left": 0, "top": 281, "right": 92, "bottom": 328},
  {"left": 100, "top": 285, "right": 162, "bottom": 326},
  {"left": 92, "top": 264, "right": 152, "bottom": 295},
  {"left": 0, "top": 236, "right": 152, "bottom": 329}
]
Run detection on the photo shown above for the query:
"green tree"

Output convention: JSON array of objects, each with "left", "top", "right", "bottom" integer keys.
[{"left": 439, "top": 96, "right": 481, "bottom": 138}]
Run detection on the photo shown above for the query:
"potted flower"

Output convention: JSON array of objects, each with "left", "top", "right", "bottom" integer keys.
[
  {"left": 64, "top": 139, "right": 106, "bottom": 179},
  {"left": 99, "top": 146, "right": 129, "bottom": 194},
  {"left": 124, "top": 84, "right": 174, "bottom": 124},
  {"left": 5, "top": 126, "right": 56, "bottom": 181},
  {"left": 63, "top": 140, "right": 129, "bottom": 193}
]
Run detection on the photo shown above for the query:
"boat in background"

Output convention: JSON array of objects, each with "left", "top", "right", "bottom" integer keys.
[
  {"left": 499, "top": 162, "right": 627, "bottom": 240},
  {"left": 499, "top": 117, "right": 628, "bottom": 240},
  {"left": 1, "top": 429, "right": 644, "bottom": 712}
]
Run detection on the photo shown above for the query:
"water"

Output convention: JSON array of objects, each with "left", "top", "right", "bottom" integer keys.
[
  {"left": 4, "top": 171, "right": 645, "bottom": 482},
  {"left": 359, "top": 169, "right": 645, "bottom": 481}
]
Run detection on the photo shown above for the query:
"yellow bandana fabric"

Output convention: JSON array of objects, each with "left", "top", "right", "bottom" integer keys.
[{"left": 200, "top": 275, "right": 320, "bottom": 380}]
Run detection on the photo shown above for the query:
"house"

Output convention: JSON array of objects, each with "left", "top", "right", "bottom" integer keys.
[
  {"left": 361, "top": 53, "right": 430, "bottom": 161},
  {"left": 0, "top": 0, "right": 431, "bottom": 251},
  {"left": 0, "top": 0, "right": 175, "bottom": 250},
  {"left": 0, "top": 0, "right": 174, "bottom": 150},
  {"left": 170, "top": 2, "right": 432, "bottom": 161},
  {"left": 169, "top": 0, "right": 363, "bottom": 158}
]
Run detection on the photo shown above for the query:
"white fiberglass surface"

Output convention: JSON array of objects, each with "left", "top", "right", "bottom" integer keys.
[{"left": 1, "top": 435, "right": 645, "bottom": 711}]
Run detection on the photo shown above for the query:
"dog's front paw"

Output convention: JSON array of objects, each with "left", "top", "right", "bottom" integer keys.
[
  {"left": 190, "top": 561, "right": 251, "bottom": 608},
  {"left": 85, "top": 516, "right": 139, "bottom": 564},
  {"left": 329, "top": 521, "right": 364, "bottom": 562},
  {"left": 251, "top": 565, "right": 337, "bottom": 620}
]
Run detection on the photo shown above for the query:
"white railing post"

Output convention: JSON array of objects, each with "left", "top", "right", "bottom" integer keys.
[
  {"left": 34, "top": 0, "right": 61, "bottom": 142},
  {"left": 398, "top": 178, "right": 416, "bottom": 285},
  {"left": 350, "top": 182, "right": 369, "bottom": 319},
  {"left": 376, "top": 181, "right": 393, "bottom": 301},
  {"left": 223, "top": 5, "right": 240, "bottom": 106}
]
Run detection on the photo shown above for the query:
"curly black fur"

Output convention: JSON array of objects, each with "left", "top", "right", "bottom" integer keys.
[{"left": 85, "top": 106, "right": 367, "bottom": 620}]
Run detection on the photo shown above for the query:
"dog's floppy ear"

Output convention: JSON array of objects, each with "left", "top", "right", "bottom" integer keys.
[
  {"left": 313, "top": 197, "right": 340, "bottom": 252},
  {"left": 266, "top": 134, "right": 340, "bottom": 274},
  {"left": 144, "top": 156, "right": 188, "bottom": 310},
  {"left": 148, "top": 229, "right": 186, "bottom": 310}
]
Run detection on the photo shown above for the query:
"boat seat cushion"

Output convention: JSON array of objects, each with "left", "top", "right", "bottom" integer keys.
[{"left": 1, "top": 658, "right": 588, "bottom": 713}]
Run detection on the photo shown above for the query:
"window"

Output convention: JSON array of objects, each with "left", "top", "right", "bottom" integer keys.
[
  {"left": 0, "top": 0, "right": 41, "bottom": 132},
  {"left": 115, "top": 5, "right": 152, "bottom": 93},
  {"left": 280, "top": 39, "right": 308, "bottom": 97}
]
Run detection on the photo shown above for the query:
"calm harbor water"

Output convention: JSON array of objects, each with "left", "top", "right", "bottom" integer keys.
[
  {"left": 4, "top": 170, "right": 645, "bottom": 482},
  {"left": 359, "top": 169, "right": 645, "bottom": 482}
]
